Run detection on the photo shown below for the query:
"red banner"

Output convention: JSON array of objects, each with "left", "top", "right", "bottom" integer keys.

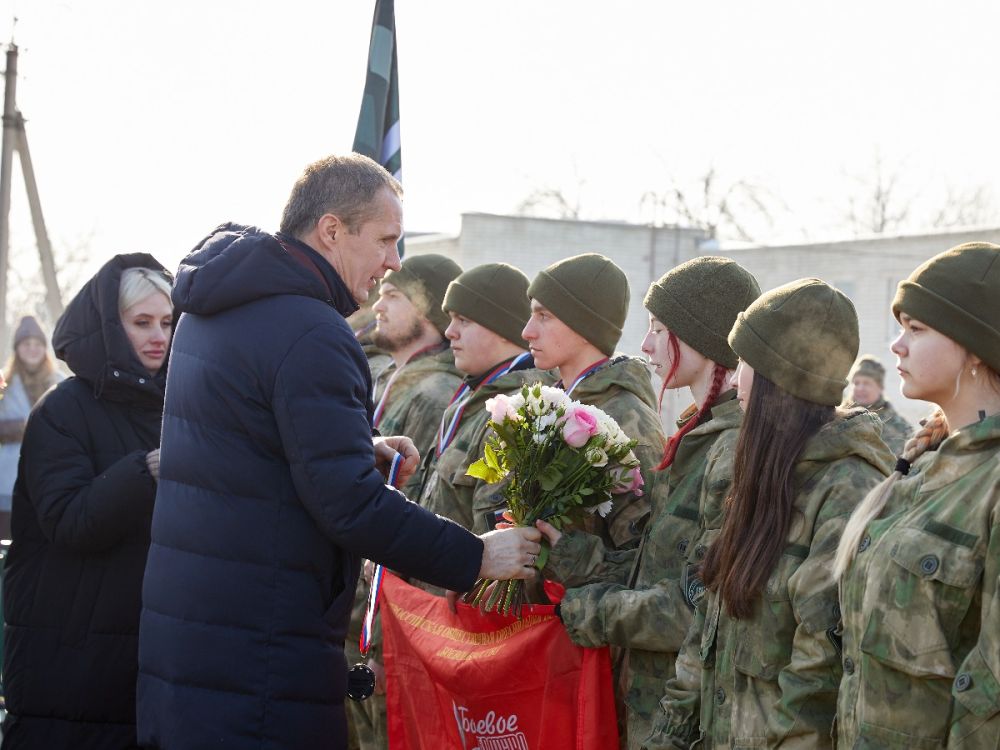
[{"left": 381, "top": 573, "right": 619, "bottom": 750}]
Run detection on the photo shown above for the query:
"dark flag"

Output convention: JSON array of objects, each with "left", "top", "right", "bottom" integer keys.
[{"left": 353, "top": 0, "right": 401, "bottom": 181}]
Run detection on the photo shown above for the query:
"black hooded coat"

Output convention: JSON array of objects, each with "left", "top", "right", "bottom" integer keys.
[
  {"left": 1, "top": 253, "right": 171, "bottom": 749},
  {"left": 136, "top": 225, "right": 483, "bottom": 750}
]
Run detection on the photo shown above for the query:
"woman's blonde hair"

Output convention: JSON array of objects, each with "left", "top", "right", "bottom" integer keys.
[
  {"left": 119, "top": 267, "right": 172, "bottom": 313},
  {"left": 834, "top": 410, "right": 950, "bottom": 577}
]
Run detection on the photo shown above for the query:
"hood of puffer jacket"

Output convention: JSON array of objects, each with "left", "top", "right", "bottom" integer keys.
[
  {"left": 52, "top": 253, "right": 172, "bottom": 406},
  {"left": 171, "top": 223, "right": 357, "bottom": 318},
  {"left": 567, "top": 355, "right": 658, "bottom": 410},
  {"left": 798, "top": 407, "right": 895, "bottom": 475}
]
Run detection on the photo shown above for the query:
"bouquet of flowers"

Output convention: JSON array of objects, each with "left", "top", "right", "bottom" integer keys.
[{"left": 464, "top": 383, "right": 643, "bottom": 616}]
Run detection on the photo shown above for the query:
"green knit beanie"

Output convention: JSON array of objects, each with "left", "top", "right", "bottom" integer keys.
[
  {"left": 729, "top": 278, "right": 859, "bottom": 406},
  {"left": 848, "top": 355, "right": 885, "bottom": 388},
  {"left": 382, "top": 254, "right": 462, "bottom": 335},
  {"left": 527, "top": 253, "right": 629, "bottom": 356},
  {"left": 442, "top": 263, "right": 531, "bottom": 346},
  {"left": 643, "top": 256, "right": 760, "bottom": 370},
  {"left": 892, "top": 242, "right": 1000, "bottom": 374}
]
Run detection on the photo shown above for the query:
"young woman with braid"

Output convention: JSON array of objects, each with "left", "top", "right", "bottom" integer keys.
[
  {"left": 644, "top": 278, "right": 893, "bottom": 750},
  {"left": 535, "top": 256, "right": 760, "bottom": 749},
  {"left": 835, "top": 242, "right": 1000, "bottom": 748}
]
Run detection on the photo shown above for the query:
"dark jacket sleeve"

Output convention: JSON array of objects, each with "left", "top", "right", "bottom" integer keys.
[
  {"left": 272, "top": 323, "right": 484, "bottom": 592},
  {"left": 20, "top": 392, "right": 157, "bottom": 552}
]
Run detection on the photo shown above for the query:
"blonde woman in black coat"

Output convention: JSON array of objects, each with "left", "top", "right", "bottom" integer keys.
[{"left": 2, "top": 254, "right": 173, "bottom": 750}]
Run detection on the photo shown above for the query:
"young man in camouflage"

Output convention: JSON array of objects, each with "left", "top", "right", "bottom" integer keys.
[
  {"left": 846, "top": 353, "right": 914, "bottom": 454},
  {"left": 522, "top": 253, "right": 661, "bottom": 555},
  {"left": 346, "top": 252, "right": 462, "bottom": 750},
  {"left": 416, "top": 262, "right": 552, "bottom": 542}
]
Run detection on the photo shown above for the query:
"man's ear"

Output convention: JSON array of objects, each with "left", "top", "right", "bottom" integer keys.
[{"left": 315, "top": 213, "right": 344, "bottom": 251}]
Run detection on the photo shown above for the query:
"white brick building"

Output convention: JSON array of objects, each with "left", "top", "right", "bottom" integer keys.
[{"left": 409, "top": 214, "right": 1000, "bottom": 426}]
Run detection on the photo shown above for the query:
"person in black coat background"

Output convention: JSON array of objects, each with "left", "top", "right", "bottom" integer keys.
[
  {"left": 137, "top": 154, "right": 541, "bottom": 750},
  {"left": 2, "top": 255, "right": 174, "bottom": 749}
]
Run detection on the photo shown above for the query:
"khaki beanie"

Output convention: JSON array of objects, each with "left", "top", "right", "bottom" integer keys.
[
  {"left": 848, "top": 355, "right": 886, "bottom": 388},
  {"left": 443, "top": 263, "right": 531, "bottom": 346},
  {"left": 14, "top": 315, "right": 46, "bottom": 348},
  {"left": 729, "top": 278, "right": 859, "bottom": 406},
  {"left": 892, "top": 242, "right": 1000, "bottom": 374},
  {"left": 382, "top": 254, "right": 462, "bottom": 335},
  {"left": 527, "top": 253, "right": 629, "bottom": 356},
  {"left": 643, "top": 256, "right": 760, "bottom": 370}
]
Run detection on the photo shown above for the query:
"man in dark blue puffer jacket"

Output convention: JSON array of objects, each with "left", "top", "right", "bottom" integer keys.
[{"left": 136, "top": 154, "right": 541, "bottom": 749}]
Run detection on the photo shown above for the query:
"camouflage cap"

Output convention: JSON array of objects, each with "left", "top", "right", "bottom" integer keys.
[
  {"left": 643, "top": 256, "right": 760, "bottom": 369},
  {"left": 848, "top": 355, "right": 886, "bottom": 387},
  {"left": 527, "top": 253, "right": 629, "bottom": 356},
  {"left": 383, "top": 254, "right": 462, "bottom": 335},
  {"left": 893, "top": 241, "right": 1000, "bottom": 374},
  {"left": 443, "top": 263, "right": 531, "bottom": 346},
  {"left": 729, "top": 278, "right": 859, "bottom": 406}
]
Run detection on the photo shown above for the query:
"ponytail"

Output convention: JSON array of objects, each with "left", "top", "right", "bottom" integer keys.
[
  {"left": 834, "top": 410, "right": 950, "bottom": 578},
  {"left": 657, "top": 363, "right": 728, "bottom": 471}
]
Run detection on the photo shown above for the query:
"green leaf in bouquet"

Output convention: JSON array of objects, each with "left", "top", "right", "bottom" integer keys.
[
  {"left": 467, "top": 458, "right": 501, "bottom": 483},
  {"left": 578, "top": 486, "right": 594, "bottom": 496},
  {"left": 484, "top": 442, "right": 502, "bottom": 471},
  {"left": 538, "top": 464, "right": 563, "bottom": 492},
  {"left": 535, "top": 543, "right": 551, "bottom": 570}
]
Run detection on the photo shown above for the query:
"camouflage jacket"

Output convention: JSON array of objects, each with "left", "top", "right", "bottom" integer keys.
[
  {"left": 646, "top": 410, "right": 893, "bottom": 750},
  {"left": 551, "top": 355, "right": 664, "bottom": 552},
  {"left": 838, "top": 412, "right": 1000, "bottom": 748},
  {"left": 417, "top": 362, "right": 555, "bottom": 535},
  {"left": 372, "top": 344, "right": 462, "bottom": 498},
  {"left": 872, "top": 398, "right": 914, "bottom": 457},
  {"left": 553, "top": 393, "right": 743, "bottom": 749}
]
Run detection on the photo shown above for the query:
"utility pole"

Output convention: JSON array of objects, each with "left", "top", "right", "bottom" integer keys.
[{"left": 0, "top": 42, "right": 63, "bottom": 345}]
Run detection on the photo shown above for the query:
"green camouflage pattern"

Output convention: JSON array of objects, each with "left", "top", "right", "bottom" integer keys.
[
  {"left": 838, "top": 412, "right": 1000, "bottom": 748},
  {"left": 554, "top": 393, "right": 743, "bottom": 750},
  {"left": 416, "top": 364, "right": 556, "bottom": 535},
  {"left": 645, "top": 409, "right": 893, "bottom": 750},
  {"left": 560, "top": 355, "right": 664, "bottom": 550},
  {"left": 872, "top": 397, "right": 915, "bottom": 456},
  {"left": 371, "top": 345, "right": 462, "bottom": 497}
]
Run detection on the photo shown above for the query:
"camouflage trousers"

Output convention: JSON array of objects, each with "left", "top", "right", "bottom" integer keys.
[{"left": 344, "top": 640, "right": 388, "bottom": 750}]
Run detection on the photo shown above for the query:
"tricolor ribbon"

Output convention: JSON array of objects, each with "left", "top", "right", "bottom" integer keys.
[
  {"left": 436, "top": 352, "right": 531, "bottom": 457},
  {"left": 359, "top": 452, "right": 404, "bottom": 655},
  {"left": 565, "top": 357, "right": 610, "bottom": 396}
]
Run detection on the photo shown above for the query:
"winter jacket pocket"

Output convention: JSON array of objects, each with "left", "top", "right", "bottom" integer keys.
[{"left": 861, "top": 527, "right": 981, "bottom": 678}]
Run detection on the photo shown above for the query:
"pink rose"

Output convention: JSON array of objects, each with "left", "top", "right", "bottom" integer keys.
[
  {"left": 486, "top": 394, "right": 512, "bottom": 423},
  {"left": 612, "top": 466, "right": 644, "bottom": 496},
  {"left": 562, "top": 407, "right": 599, "bottom": 448}
]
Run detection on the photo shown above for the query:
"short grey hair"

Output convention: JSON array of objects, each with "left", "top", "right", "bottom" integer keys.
[
  {"left": 119, "top": 267, "right": 172, "bottom": 313},
  {"left": 279, "top": 153, "right": 403, "bottom": 239}
]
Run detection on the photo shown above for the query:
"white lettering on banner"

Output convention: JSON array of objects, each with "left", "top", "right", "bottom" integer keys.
[{"left": 452, "top": 704, "right": 529, "bottom": 750}]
